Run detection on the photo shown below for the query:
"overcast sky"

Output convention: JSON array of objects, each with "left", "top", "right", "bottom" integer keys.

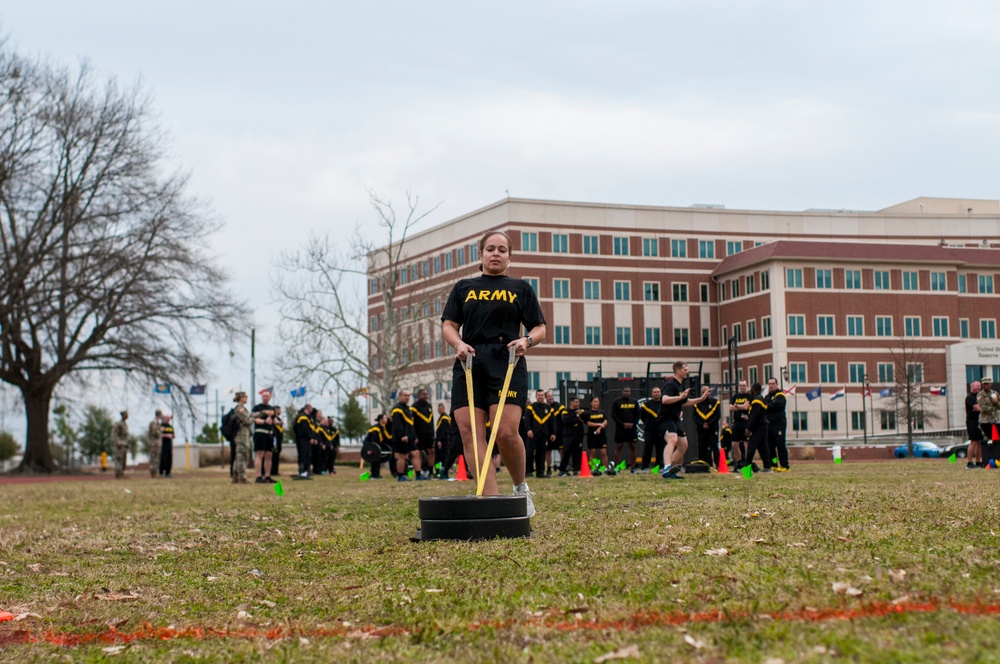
[{"left": 2, "top": 1, "right": 999, "bottom": 438}]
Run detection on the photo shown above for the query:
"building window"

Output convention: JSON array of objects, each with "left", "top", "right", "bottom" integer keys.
[
  {"left": 699, "top": 240, "right": 715, "bottom": 259},
  {"left": 672, "top": 283, "right": 688, "bottom": 302},
  {"left": 369, "top": 278, "right": 378, "bottom": 295},
  {"left": 645, "top": 327, "right": 661, "bottom": 345},
  {"left": 786, "top": 268, "right": 803, "bottom": 288},
  {"left": 878, "top": 362, "right": 894, "bottom": 383},
  {"left": 822, "top": 412, "right": 838, "bottom": 431},
  {"left": 732, "top": 323, "right": 742, "bottom": 342},
  {"left": 584, "top": 280, "right": 600, "bottom": 299},
  {"left": 527, "top": 372, "right": 541, "bottom": 391},
  {"left": 556, "top": 371, "right": 572, "bottom": 385},
  {"left": 554, "top": 325, "right": 571, "bottom": 344},
  {"left": 788, "top": 315, "right": 805, "bottom": 336},
  {"left": 613, "top": 237, "right": 630, "bottom": 256},
  {"left": 470, "top": 244, "right": 478, "bottom": 261},
  {"left": 982, "top": 319, "right": 998, "bottom": 339},
  {"left": 726, "top": 240, "right": 742, "bottom": 256},
  {"left": 433, "top": 256, "right": 441, "bottom": 274},
  {"left": 456, "top": 247, "right": 466, "bottom": 266},
  {"left": 674, "top": 328, "right": 690, "bottom": 346},
  {"left": 851, "top": 411, "right": 865, "bottom": 431},
  {"left": 583, "top": 235, "right": 599, "bottom": 255},
  {"left": 846, "top": 270, "right": 862, "bottom": 289},
  {"left": 642, "top": 237, "right": 658, "bottom": 256},
  {"left": 521, "top": 232, "right": 538, "bottom": 252},
  {"left": 671, "top": 239, "right": 687, "bottom": 258},
  {"left": 700, "top": 283, "right": 710, "bottom": 302},
  {"left": 370, "top": 315, "right": 378, "bottom": 332},
  {"left": 616, "top": 327, "right": 632, "bottom": 345},
  {"left": 445, "top": 252, "right": 453, "bottom": 270},
  {"left": 880, "top": 411, "right": 896, "bottom": 430},
  {"left": 849, "top": 363, "right": 865, "bottom": 383},
  {"left": 901, "top": 270, "right": 918, "bottom": 290},
  {"left": 818, "top": 315, "right": 835, "bottom": 336},
  {"left": 400, "top": 268, "right": 408, "bottom": 285},
  {"left": 979, "top": 275, "right": 995, "bottom": 294},
  {"left": 960, "top": 318, "right": 970, "bottom": 338},
  {"left": 904, "top": 316, "right": 921, "bottom": 337},
  {"left": 702, "top": 328, "right": 710, "bottom": 346},
  {"left": 731, "top": 279, "right": 741, "bottom": 298},
  {"left": 585, "top": 326, "right": 601, "bottom": 345},
  {"left": 761, "top": 270, "right": 770, "bottom": 290},
  {"left": 553, "top": 279, "right": 570, "bottom": 299},
  {"left": 746, "top": 274, "right": 756, "bottom": 294},
  {"left": 747, "top": 320, "right": 757, "bottom": 340},
  {"left": 874, "top": 270, "right": 890, "bottom": 290},
  {"left": 614, "top": 281, "right": 631, "bottom": 300},
  {"left": 816, "top": 269, "right": 833, "bottom": 289},
  {"left": 958, "top": 274, "right": 967, "bottom": 293},
  {"left": 932, "top": 317, "right": 949, "bottom": 337},
  {"left": 524, "top": 277, "right": 539, "bottom": 293},
  {"left": 721, "top": 325, "right": 727, "bottom": 343},
  {"left": 906, "top": 363, "right": 923, "bottom": 383},
  {"left": 820, "top": 362, "right": 837, "bottom": 383},
  {"left": 930, "top": 272, "right": 947, "bottom": 291},
  {"left": 876, "top": 316, "right": 893, "bottom": 337},
  {"left": 552, "top": 234, "right": 568, "bottom": 253},
  {"left": 643, "top": 282, "right": 660, "bottom": 301},
  {"left": 749, "top": 366, "right": 759, "bottom": 384},
  {"left": 790, "top": 363, "right": 807, "bottom": 383},
  {"left": 847, "top": 315, "right": 864, "bottom": 336},
  {"left": 719, "top": 282, "right": 727, "bottom": 301},
  {"left": 792, "top": 412, "right": 808, "bottom": 432},
  {"left": 762, "top": 316, "right": 771, "bottom": 338},
  {"left": 763, "top": 364, "right": 773, "bottom": 381}
]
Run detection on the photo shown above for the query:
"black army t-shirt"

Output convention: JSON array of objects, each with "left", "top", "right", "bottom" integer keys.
[
  {"left": 661, "top": 377, "right": 687, "bottom": 421},
  {"left": 441, "top": 274, "right": 546, "bottom": 344}
]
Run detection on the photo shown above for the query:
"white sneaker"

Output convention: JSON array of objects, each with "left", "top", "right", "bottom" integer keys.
[{"left": 513, "top": 482, "right": 536, "bottom": 518}]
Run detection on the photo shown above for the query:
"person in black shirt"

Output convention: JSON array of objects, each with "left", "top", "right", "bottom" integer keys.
[
  {"left": 558, "top": 396, "right": 587, "bottom": 476},
  {"left": 661, "top": 361, "right": 709, "bottom": 480},
  {"left": 523, "top": 390, "right": 553, "bottom": 479},
  {"left": 391, "top": 389, "right": 426, "bottom": 481},
  {"left": 365, "top": 414, "right": 388, "bottom": 479},
  {"left": 612, "top": 386, "right": 640, "bottom": 473},
  {"left": 744, "top": 382, "right": 771, "bottom": 471},
  {"left": 270, "top": 406, "right": 284, "bottom": 477},
  {"left": 159, "top": 414, "right": 175, "bottom": 478},
  {"left": 587, "top": 397, "right": 615, "bottom": 476},
  {"left": 639, "top": 387, "right": 662, "bottom": 472},
  {"left": 412, "top": 388, "right": 436, "bottom": 472},
  {"left": 966, "top": 380, "right": 984, "bottom": 468},
  {"left": 764, "top": 378, "right": 788, "bottom": 471},
  {"left": 728, "top": 380, "right": 750, "bottom": 466},
  {"left": 719, "top": 420, "right": 733, "bottom": 465},
  {"left": 251, "top": 391, "right": 277, "bottom": 484},
  {"left": 693, "top": 387, "right": 721, "bottom": 468},
  {"left": 545, "top": 390, "right": 565, "bottom": 477},
  {"left": 441, "top": 230, "right": 546, "bottom": 515},
  {"left": 292, "top": 404, "right": 315, "bottom": 480}
]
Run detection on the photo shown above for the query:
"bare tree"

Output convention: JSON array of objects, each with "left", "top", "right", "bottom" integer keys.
[
  {"left": 881, "top": 335, "right": 940, "bottom": 456},
  {"left": 274, "top": 191, "right": 450, "bottom": 411},
  {"left": 0, "top": 44, "right": 247, "bottom": 472}
]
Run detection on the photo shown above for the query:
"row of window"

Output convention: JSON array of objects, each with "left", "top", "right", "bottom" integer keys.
[
  {"left": 551, "top": 325, "right": 709, "bottom": 347},
  {"left": 783, "top": 267, "right": 994, "bottom": 294},
  {"left": 369, "top": 243, "right": 481, "bottom": 294},
  {"left": 545, "top": 279, "right": 711, "bottom": 302},
  {"left": 723, "top": 361, "right": 923, "bottom": 388},
  {"left": 784, "top": 314, "right": 997, "bottom": 339},
  {"left": 789, "top": 411, "right": 906, "bottom": 433},
  {"left": 522, "top": 232, "right": 752, "bottom": 258}
]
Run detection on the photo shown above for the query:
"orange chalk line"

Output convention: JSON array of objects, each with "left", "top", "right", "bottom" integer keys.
[{"left": 2, "top": 600, "right": 995, "bottom": 647}]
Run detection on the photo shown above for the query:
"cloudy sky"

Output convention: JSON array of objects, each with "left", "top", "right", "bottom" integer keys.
[{"left": 2, "top": 1, "right": 999, "bottom": 437}]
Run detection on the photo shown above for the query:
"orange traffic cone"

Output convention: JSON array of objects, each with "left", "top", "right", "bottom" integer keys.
[
  {"left": 455, "top": 455, "right": 470, "bottom": 481},
  {"left": 579, "top": 451, "right": 593, "bottom": 478},
  {"left": 718, "top": 448, "right": 729, "bottom": 474},
  {"left": 993, "top": 424, "right": 999, "bottom": 442}
]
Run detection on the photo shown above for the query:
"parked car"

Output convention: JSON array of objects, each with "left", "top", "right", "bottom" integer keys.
[
  {"left": 893, "top": 441, "right": 942, "bottom": 458},
  {"left": 940, "top": 441, "right": 971, "bottom": 458}
]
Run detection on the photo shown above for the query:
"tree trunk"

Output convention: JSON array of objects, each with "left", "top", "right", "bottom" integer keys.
[{"left": 18, "top": 386, "right": 56, "bottom": 473}]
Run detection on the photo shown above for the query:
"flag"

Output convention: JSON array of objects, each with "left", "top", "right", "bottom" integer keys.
[
  {"left": 862, "top": 386, "right": 872, "bottom": 397},
  {"left": 290, "top": 386, "right": 306, "bottom": 398},
  {"left": 930, "top": 386, "right": 947, "bottom": 396},
  {"left": 741, "top": 465, "right": 753, "bottom": 479},
  {"left": 830, "top": 387, "right": 846, "bottom": 401},
  {"left": 189, "top": 384, "right": 206, "bottom": 395},
  {"left": 710, "top": 386, "right": 719, "bottom": 397},
  {"left": 154, "top": 383, "right": 171, "bottom": 394},
  {"left": 805, "top": 387, "right": 821, "bottom": 401},
  {"left": 258, "top": 386, "right": 274, "bottom": 396},
  {"left": 785, "top": 384, "right": 797, "bottom": 396},
  {"left": 273, "top": 481, "right": 284, "bottom": 496},
  {"left": 879, "top": 388, "right": 894, "bottom": 397}
]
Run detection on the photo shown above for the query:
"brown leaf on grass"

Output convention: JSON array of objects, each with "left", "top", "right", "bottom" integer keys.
[
  {"left": 96, "top": 592, "right": 139, "bottom": 601},
  {"left": 15, "top": 612, "right": 42, "bottom": 621},
  {"left": 836, "top": 537, "right": 855, "bottom": 543},
  {"left": 341, "top": 585, "right": 363, "bottom": 591},
  {"left": 595, "top": 644, "right": 640, "bottom": 662},
  {"left": 889, "top": 569, "right": 907, "bottom": 584},
  {"left": 684, "top": 634, "right": 705, "bottom": 649},
  {"left": 107, "top": 617, "right": 129, "bottom": 627},
  {"left": 27, "top": 564, "right": 42, "bottom": 573},
  {"left": 565, "top": 607, "right": 589, "bottom": 614}
]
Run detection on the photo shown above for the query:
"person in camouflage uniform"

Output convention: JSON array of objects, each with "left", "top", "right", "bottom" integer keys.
[
  {"left": 978, "top": 377, "right": 1000, "bottom": 467},
  {"left": 112, "top": 411, "right": 130, "bottom": 478},
  {"left": 232, "top": 391, "right": 254, "bottom": 484},
  {"left": 146, "top": 410, "right": 162, "bottom": 478}
]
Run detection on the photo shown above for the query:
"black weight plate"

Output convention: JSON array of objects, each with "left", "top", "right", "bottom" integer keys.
[
  {"left": 418, "top": 495, "right": 527, "bottom": 520},
  {"left": 418, "top": 515, "right": 532, "bottom": 540},
  {"left": 361, "top": 441, "right": 382, "bottom": 463}
]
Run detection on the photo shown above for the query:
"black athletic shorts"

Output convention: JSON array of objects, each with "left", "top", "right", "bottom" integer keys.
[
  {"left": 546, "top": 437, "right": 561, "bottom": 451},
  {"left": 416, "top": 432, "right": 434, "bottom": 451},
  {"left": 614, "top": 424, "right": 638, "bottom": 444},
  {"left": 451, "top": 343, "right": 528, "bottom": 410},
  {"left": 393, "top": 438, "right": 415, "bottom": 455},
  {"left": 253, "top": 433, "right": 274, "bottom": 453},
  {"left": 968, "top": 422, "right": 984, "bottom": 442},
  {"left": 661, "top": 417, "right": 685, "bottom": 436}
]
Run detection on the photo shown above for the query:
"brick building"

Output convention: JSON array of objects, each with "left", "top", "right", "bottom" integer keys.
[{"left": 367, "top": 196, "right": 1000, "bottom": 438}]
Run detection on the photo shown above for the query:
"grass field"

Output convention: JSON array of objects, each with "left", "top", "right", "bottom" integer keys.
[{"left": 3, "top": 461, "right": 1000, "bottom": 662}]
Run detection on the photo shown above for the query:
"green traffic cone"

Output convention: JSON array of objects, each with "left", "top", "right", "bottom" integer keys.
[
  {"left": 741, "top": 465, "right": 753, "bottom": 479},
  {"left": 359, "top": 471, "right": 370, "bottom": 481}
]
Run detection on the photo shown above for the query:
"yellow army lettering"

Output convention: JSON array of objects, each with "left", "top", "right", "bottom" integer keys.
[
  {"left": 497, "top": 389, "right": 518, "bottom": 399},
  {"left": 465, "top": 289, "right": 518, "bottom": 303}
]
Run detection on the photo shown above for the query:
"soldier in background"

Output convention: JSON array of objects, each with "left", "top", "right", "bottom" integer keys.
[
  {"left": 545, "top": 390, "right": 565, "bottom": 477},
  {"left": 639, "top": 387, "right": 662, "bottom": 473},
  {"left": 312, "top": 409, "right": 328, "bottom": 475},
  {"left": 159, "top": 414, "right": 175, "bottom": 478},
  {"left": 764, "top": 378, "right": 789, "bottom": 471},
  {"left": 112, "top": 411, "right": 129, "bottom": 478},
  {"left": 251, "top": 391, "right": 277, "bottom": 484},
  {"left": 978, "top": 377, "right": 1000, "bottom": 467},
  {"left": 147, "top": 410, "right": 162, "bottom": 478},
  {"left": 323, "top": 416, "right": 340, "bottom": 474},
  {"left": 365, "top": 413, "right": 389, "bottom": 479},
  {"left": 413, "top": 388, "right": 436, "bottom": 472},
  {"left": 694, "top": 386, "right": 721, "bottom": 468},
  {"left": 435, "top": 403, "right": 453, "bottom": 479},
  {"left": 293, "top": 403, "right": 315, "bottom": 480},
  {"left": 611, "top": 386, "right": 639, "bottom": 473},
  {"left": 523, "top": 390, "right": 552, "bottom": 479},
  {"left": 270, "top": 405, "right": 284, "bottom": 476},
  {"left": 231, "top": 391, "right": 253, "bottom": 484},
  {"left": 557, "top": 396, "right": 586, "bottom": 476}
]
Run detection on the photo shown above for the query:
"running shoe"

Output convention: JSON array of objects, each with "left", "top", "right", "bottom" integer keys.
[{"left": 513, "top": 482, "right": 536, "bottom": 518}]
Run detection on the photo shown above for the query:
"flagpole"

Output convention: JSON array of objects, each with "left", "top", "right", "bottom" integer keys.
[
  {"left": 250, "top": 328, "right": 256, "bottom": 409},
  {"left": 843, "top": 386, "right": 848, "bottom": 438},
  {"left": 819, "top": 386, "right": 824, "bottom": 439}
]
